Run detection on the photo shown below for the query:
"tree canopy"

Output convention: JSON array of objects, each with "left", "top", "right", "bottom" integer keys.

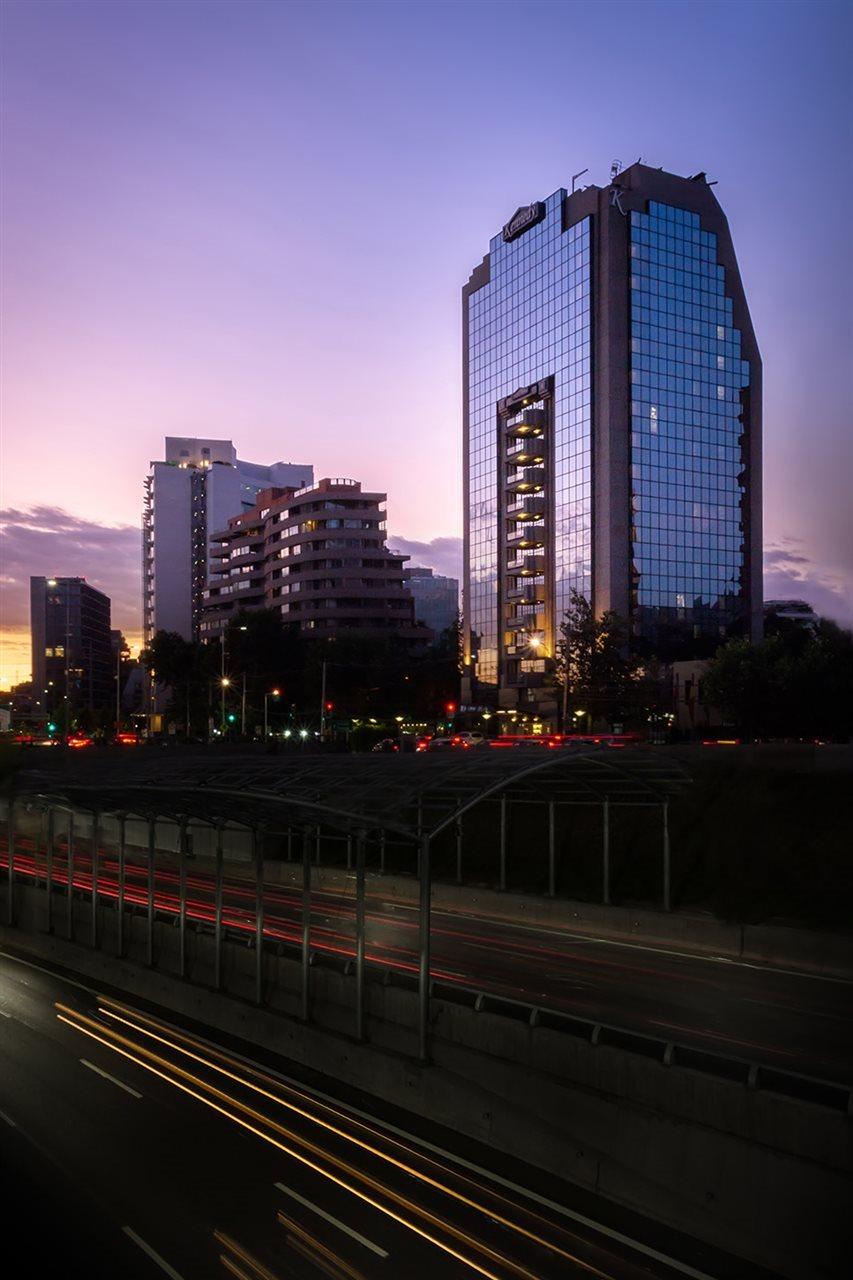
[{"left": 703, "top": 618, "right": 853, "bottom": 740}]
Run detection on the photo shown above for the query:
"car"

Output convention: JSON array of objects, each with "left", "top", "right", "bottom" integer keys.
[
  {"left": 371, "top": 738, "right": 400, "bottom": 753},
  {"left": 115, "top": 731, "right": 141, "bottom": 746},
  {"left": 426, "top": 736, "right": 454, "bottom": 752},
  {"left": 453, "top": 732, "right": 485, "bottom": 747},
  {"left": 66, "top": 734, "right": 94, "bottom": 749}
]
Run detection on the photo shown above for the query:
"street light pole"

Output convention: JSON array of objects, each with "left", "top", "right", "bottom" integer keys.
[
  {"left": 241, "top": 673, "right": 246, "bottom": 737},
  {"left": 264, "top": 688, "right": 281, "bottom": 740},
  {"left": 319, "top": 660, "right": 327, "bottom": 740},
  {"left": 115, "top": 642, "right": 121, "bottom": 732},
  {"left": 220, "top": 629, "right": 227, "bottom": 732}
]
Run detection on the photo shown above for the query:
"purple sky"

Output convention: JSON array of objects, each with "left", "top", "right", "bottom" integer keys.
[{"left": 1, "top": 0, "right": 851, "bottom": 682}]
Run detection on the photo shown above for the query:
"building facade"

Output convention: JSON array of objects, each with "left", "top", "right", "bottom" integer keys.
[
  {"left": 201, "top": 478, "right": 432, "bottom": 644},
  {"left": 143, "top": 437, "right": 313, "bottom": 644},
  {"left": 462, "top": 163, "right": 762, "bottom": 718},
  {"left": 401, "top": 566, "right": 459, "bottom": 638},
  {"left": 30, "top": 576, "right": 112, "bottom": 723}
]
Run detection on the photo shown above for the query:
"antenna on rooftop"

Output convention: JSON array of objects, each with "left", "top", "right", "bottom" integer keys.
[
  {"left": 571, "top": 167, "right": 589, "bottom": 193},
  {"left": 610, "top": 159, "right": 622, "bottom": 181}
]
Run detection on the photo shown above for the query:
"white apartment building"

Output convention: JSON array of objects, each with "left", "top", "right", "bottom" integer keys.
[{"left": 143, "top": 437, "right": 313, "bottom": 643}]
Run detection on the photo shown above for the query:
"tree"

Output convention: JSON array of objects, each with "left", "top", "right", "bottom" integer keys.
[
  {"left": 141, "top": 631, "right": 212, "bottom": 736},
  {"left": 703, "top": 619, "right": 853, "bottom": 740},
  {"left": 554, "top": 591, "right": 641, "bottom": 730}
]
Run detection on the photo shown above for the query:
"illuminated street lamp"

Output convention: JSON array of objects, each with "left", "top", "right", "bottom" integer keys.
[
  {"left": 220, "top": 675, "right": 232, "bottom": 732},
  {"left": 264, "top": 687, "right": 281, "bottom": 739}
]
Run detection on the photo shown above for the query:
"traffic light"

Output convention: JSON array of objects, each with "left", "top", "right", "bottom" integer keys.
[
  {"left": 445, "top": 702, "right": 457, "bottom": 715},
  {"left": 47, "top": 722, "right": 57, "bottom": 733},
  {"left": 325, "top": 701, "right": 334, "bottom": 712},
  {"left": 227, "top": 713, "right": 236, "bottom": 724}
]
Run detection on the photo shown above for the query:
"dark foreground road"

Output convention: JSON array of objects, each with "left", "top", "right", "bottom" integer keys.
[
  {"left": 0, "top": 949, "right": 775, "bottom": 1280},
  {"left": 4, "top": 836, "right": 852, "bottom": 1084}
]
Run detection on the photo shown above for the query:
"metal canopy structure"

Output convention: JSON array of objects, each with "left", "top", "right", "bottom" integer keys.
[
  {"left": 15, "top": 746, "right": 690, "bottom": 838},
  {"left": 9, "top": 747, "right": 691, "bottom": 1063}
]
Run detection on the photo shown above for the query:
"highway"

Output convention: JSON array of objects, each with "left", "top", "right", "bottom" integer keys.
[
  {"left": 3, "top": 835, "right": 851, "bottom": 1085},
  {"left": 0, "top": 949, "right": 769, "bottom": 1280}
]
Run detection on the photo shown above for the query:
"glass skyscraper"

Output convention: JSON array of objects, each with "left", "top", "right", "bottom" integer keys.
[{"left": 462, "top": 164, "right": 762, "bottom": 721}]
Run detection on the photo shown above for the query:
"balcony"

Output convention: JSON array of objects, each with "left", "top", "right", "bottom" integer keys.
[
  {"left": 507, "top": 496, "right": 546, "bottom": 521},
  {"left": 507, "top": 555, "right": 547, "bottom": 576},
  {"left": 507, "top": 439, "right": 546, "bottom": 464},
  {"left": 506, "top": 468, "right": 545, "bottom": 494},
  {"left": 505, "top": 611, "right": 543, "bottom": 632},
  {"left": 506, "top": 525, "right": 545, "bottom": 550},
  {"left": 505, "top": 408, "right": 547, "bottom": 437},
  {"left": 506, "top": 583, "right": 545, "bottom": 603}
]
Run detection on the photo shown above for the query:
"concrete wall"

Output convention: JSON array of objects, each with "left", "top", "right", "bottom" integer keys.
[{"left": 2, "top": 878, "right": 850, "bottom": 1280}]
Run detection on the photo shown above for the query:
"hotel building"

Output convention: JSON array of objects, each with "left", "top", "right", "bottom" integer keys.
[{"left": 462, "top": 162, "right": 762, "bottom": 717}]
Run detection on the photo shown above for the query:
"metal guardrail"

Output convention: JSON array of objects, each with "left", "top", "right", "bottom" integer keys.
[
  {"left": 4, "top": 841, "right": 850, "bottom": 1116},
  {"left": 198, "top": 911, "right": 853, "bottom": 1115}
]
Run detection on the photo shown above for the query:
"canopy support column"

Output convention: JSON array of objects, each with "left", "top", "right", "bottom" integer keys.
[
  {"left": 418, "top": 832, "right": 431, "bottom": 1064},
  {"left": 254, "top": 827, "right": 264, "bottom": 1006},
  {"left": 662, "top": 801, "right": 671, "bottom": 912},
  {"left": 355, "top": 829, "right": 366, "bottom": 1041},
  {"left": 602, "top": 800, "right": 610, "bottom": 906},
  {"left": 301, "top": 827, "right": 312, "bottom": 1022},
  {"left": 146, "top": 815, "right": 156, "bottom": 966}
]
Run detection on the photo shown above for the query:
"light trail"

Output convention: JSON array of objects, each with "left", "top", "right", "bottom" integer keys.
[
  {"left": 55, "top": 1002, "right": 547, "bottom": 1280},
  {"left": 99, "top": 996, "right": 614, "bottom": 1278}
]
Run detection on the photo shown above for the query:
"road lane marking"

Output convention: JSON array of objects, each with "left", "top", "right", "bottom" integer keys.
[
  {"left": 80, "top": 1058, "right": 143, "bottom": 1099},
  {"left": 273, "top": 1182, "right": 388, "bottom": 1258},
  {"left": 0, "top": 1109, "right": 16, "bottom": 1127},
  {"left": 1, "top": 948, "right": 829, "bottom": 1278},
  {"left": 122, "top": 1228, "right": 185, "bottom": 1280}
]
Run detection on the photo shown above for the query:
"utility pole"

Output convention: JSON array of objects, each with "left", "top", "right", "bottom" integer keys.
[
  {"left": 220, "top": 629, "right": 227, "bottom": 732},
  {"left": 319, "top": 660, "right": 327, "bottom": 740},
  {"left": 115, "top": 642, "right": 121, "bottom": 731},
  {"left": 241, "top": 673, "right": 246, "bottom": 737},
  {"left": 64, "top": 585, "right": 71, "bottom": 740}
]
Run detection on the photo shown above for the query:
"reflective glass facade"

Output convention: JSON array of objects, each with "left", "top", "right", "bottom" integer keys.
[
  {"left": 630, "top": 201, "right": 750, "bottom": 645},
  {"left": 466, "top": 191, "right": 591, "bottom": 687}
]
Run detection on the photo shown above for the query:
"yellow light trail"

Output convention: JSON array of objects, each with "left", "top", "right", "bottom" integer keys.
[
  {"left": 98, "top": 998, "right": 612, "bottom": 1279},
  {"left": 55, "top": 1004, "right": 516, "bottom": 1280},
  {"left": 213, "top": 1230, "right": 283, "bottom": 1280}
]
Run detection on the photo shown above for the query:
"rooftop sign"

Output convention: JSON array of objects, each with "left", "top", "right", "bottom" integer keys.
[{"left": 502, "top": 201, "right": 546, "bottom": 243}]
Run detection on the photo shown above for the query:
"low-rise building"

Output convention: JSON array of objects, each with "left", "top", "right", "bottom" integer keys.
[{"left": 201, "top": 478, "right": 432, "bottom": 644}]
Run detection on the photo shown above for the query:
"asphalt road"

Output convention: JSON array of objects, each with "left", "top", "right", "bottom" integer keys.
[
  {"left": 0, "top": 949, "right": 772, "bottom": 1280},
  {"left": 4, "top": 836, "right": 852, "bottom": 1084}
]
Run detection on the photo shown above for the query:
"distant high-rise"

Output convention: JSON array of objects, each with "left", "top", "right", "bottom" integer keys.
[
  {"left": 30, "top": 576, "right": 112, "bottom": 723},
  {"left": 401, "top": 566, "right": 459, "bottom": 638},
  {"left": 143, "top": 437, "right": 313, "bottom": 643},
  {"left": 462, "top": 163, "right": 762, "bottom": 720}
]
